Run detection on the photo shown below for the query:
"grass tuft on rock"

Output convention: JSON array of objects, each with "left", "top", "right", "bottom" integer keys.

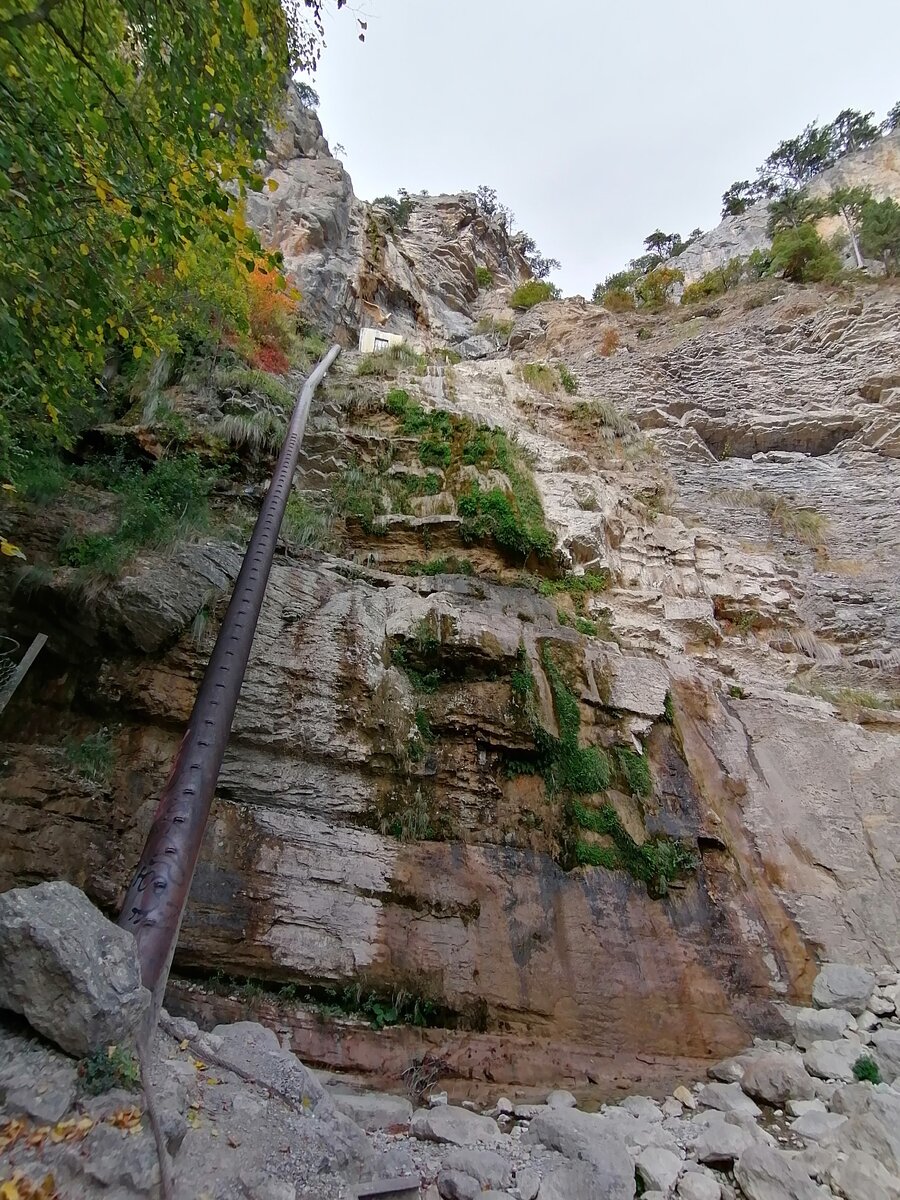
[{"left": 852, "top": 1055, "right": 882, "bottom": 1084}]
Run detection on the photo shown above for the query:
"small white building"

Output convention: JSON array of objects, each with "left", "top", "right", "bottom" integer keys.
[{"left": 358, "top": 327, "right": 405, "bottom": 355}]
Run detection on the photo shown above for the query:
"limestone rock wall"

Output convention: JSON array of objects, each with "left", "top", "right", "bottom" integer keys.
[{"left": 245, "top": 87, "right": 530, "bottom": 342}]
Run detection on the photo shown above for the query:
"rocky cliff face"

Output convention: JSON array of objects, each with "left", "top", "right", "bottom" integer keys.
[
  {"left": 244, "top": 88, "right": 529, "bottom": 342},
  {"left": 1, "top": 104, "right": 899, "bottom": 1098},
  {"left": 670, "top": 130, "right": 900, "bottom": 283}
]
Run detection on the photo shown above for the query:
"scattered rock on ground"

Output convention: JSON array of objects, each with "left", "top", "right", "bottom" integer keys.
[
  {"left": 691, "top": 1115, "right": 756, "bottom": 1167},
  {"left": 871, "top": 1029, "right": 900, "bottom": 1081},
  {"left": 812, "top": 965, "right": 876, "bottom": 1016},
  {"left": 636, "top": 1145, "right": 683, "bottom": 1196},
  {"left": 803, "top": 1038, "right": 862, "bottom": 1082},
  {"left": 677, "top": 1169, "right": 723, "bottom": 1200},
  {"left": 792, "top": 1007, "right": 856, "bottom": 1049},
  {"left": 539, "top": 1160, "right": 636, "bottom": 1200},
  {"left": 331, "top": 1090, "right": 413, "bottom": 1131},
  {"left": 440, "top": 1148, "right": 511, "bottom": 1190},
  {"left": 789, "top": 1110, "right": 849, "bottom": 1142},
  {"left": 697, "top": 1082, "right": 762, "bottom": 1117}
]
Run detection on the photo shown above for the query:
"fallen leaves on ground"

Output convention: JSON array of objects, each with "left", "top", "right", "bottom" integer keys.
[
  {"left": 107, "top": 1108, "right": 142, "bottom": 1135},
  {"left": 0, "top": 1173, "right": 59, "bottom": 1200},
  {"left": 1, "top": 1117, "right": 93, "bottom": 1154}
]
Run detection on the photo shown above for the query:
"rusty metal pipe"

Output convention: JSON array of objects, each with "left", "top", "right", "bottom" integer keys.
[{"left": 118, "top": 344, "right": 341, "bottom": 1021}]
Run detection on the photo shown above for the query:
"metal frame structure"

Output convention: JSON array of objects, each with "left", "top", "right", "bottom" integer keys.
[{"left": 118, "top": 345, "right": 341, "bottom": 1021}]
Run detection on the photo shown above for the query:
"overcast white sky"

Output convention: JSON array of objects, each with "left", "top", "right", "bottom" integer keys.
[{"left": 312, "top": 0, "right": 900, "bottom": 296}]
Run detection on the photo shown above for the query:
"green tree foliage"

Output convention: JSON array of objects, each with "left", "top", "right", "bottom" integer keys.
[
  {"left": 593, "top": 269, "right": 638, "bottom": 310},
  {"left": 634, "top": 266, "right": 684, "bottom": 311},
  {"left": 763, "top": 122, "right": 839, "bottom": 192},
  {"left": 859, "top": 197, "right": 900, "bottom": 273},
  {"left": 768, "top": 224, "right": 842, "bottom": 283},
  {"left": 373, "top": 189, "right": 415, "bottom": 229},
  {"left": 721, "top": 105, "right": 889, "bottom": 219},
  {"left": 827, "top": 109, "right": 881, "bottom": 157},
  {"left": 766, "top": 189, "right": 825, "bottom": 235},
  {"left": 885, "top": 102, "right": 900, "bottom": 132},
  {"left": 629, "top": 252, "right": 663, "bottom": 275},
  {"left": 643, "top": 229, "right": 681, "bottom": 259},
  {"left": 0, "top": 0, "right": 341, "bottom": 484},
  {"left": 721, "top": 180, "right": 764, "bottom": 217},
  {"left": 474, "top": 185, "right": 561, "bottom": 279}
]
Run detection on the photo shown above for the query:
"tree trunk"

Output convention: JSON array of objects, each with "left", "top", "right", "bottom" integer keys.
[{"left": 841, "top": 207, "right": 864, "bottom": 268}]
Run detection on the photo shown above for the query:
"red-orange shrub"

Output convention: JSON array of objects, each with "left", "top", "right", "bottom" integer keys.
[
  {"left": 599, "top": 327, "right": 620, "bottom": 356},
  {"left": 250, "top": 343, "right": 291, "bottom": 374},
  {"left": 247, "top": 266, "right": 300, "bottom": 350}
]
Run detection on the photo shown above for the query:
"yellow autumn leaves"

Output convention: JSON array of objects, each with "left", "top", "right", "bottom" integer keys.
[{"left": 0, "top": 1108, "right": 142, "bottom": 1198}]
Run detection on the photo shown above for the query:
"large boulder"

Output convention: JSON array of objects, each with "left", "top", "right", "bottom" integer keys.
[
  {"left": 827, "top": 1150, "right": 900, "bottom": 1200},
  {"left": 524, "top": 1109, "right": 634, "bottom": 1195},
  {"left": 734, "top": 1145, "right": 822, "bottom": 1200},
  {"left": 827, "top": 1091, "right": 900, "bottom": 1178},
  {"left": 697, "top": 1082, "right": 762, "bottom": 1117},
  {"left": 788, "top": 1110, "right": 848, "bottom": 1142},
  {"left": 740, "top": 1051, "right": 815, "bottom": 1104},
  {"left": 871, "top": 1029, "right": 900, "bottom": 1081},
  {"left": 803, "top": 1039, "right": 863, "bottom": 1082},
  {"left": 540, "top": 1161, "right": 634, "bottom": 1200},
  {"left": 331, "top": 1091, "right": 413, "bottom": 1131},
  {"left": 812, "top": 965, "right": 875, "bottom": 1015},
  {"left": 677, "top": 1171, "right": 722, "bottom": 1200},
  {"left": 439, "top": 1149, "right": 511, "bottom": 1191},
  {"left": 792, "top": 1007, "right": 856, "bottom": 1049},
  {"left": 0, "top": 882, "right": 149, "bottom": 1057},
  {"left": 410, "top": 1105, "right": 502, "bottom": 1147},
  {"left": 690, "top": 1115, "right": 756, "bottom": 1167},
  {"left": 635, "top": 1146, "right": 683, "bottom": 1197}
]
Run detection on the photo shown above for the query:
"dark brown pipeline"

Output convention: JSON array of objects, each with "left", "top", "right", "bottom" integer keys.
[{"left": 117, "top": 344, "right": 341, "bottom": 1022}]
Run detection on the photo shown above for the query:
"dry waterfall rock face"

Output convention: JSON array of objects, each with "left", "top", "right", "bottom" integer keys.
[
  {"left": 1, "top": 93, "right": 900, "bottom": 1112},
  {"left": 0, "top": 881, "right": 149, "bottom": 1057}
]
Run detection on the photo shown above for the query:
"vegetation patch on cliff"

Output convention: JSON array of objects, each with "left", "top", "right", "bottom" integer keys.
[
  {"left": 199, "top": 969, "right": 468, "bottom": 1031},
  {"left": 505, "top": 646, "right": 696, "bottom": 895},
  {"left": 570, "top": 799, "right": 697, "bottom": 897},
  {"left": 378, "top": 388, "right": 555, "bottom": 564},
  {"left": 507, "top": 645, "right": 610, "bottom": 794},
  {"left": 59, "top": 453, "right": 217, "bottom": 578}
]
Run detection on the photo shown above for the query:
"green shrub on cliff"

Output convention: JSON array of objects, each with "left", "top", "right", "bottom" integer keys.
[
  {"left": 59, "top": 453, "right": 216, "bottom": 577},
  {"left": 768, "top": 224, "right": 841, "bottom": 283},
  {"left": 510, "top": 280, "right": 559, "bottom": 310},
  {"left": 681, "top": 258, "right": 744, "bottom": 305}
]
